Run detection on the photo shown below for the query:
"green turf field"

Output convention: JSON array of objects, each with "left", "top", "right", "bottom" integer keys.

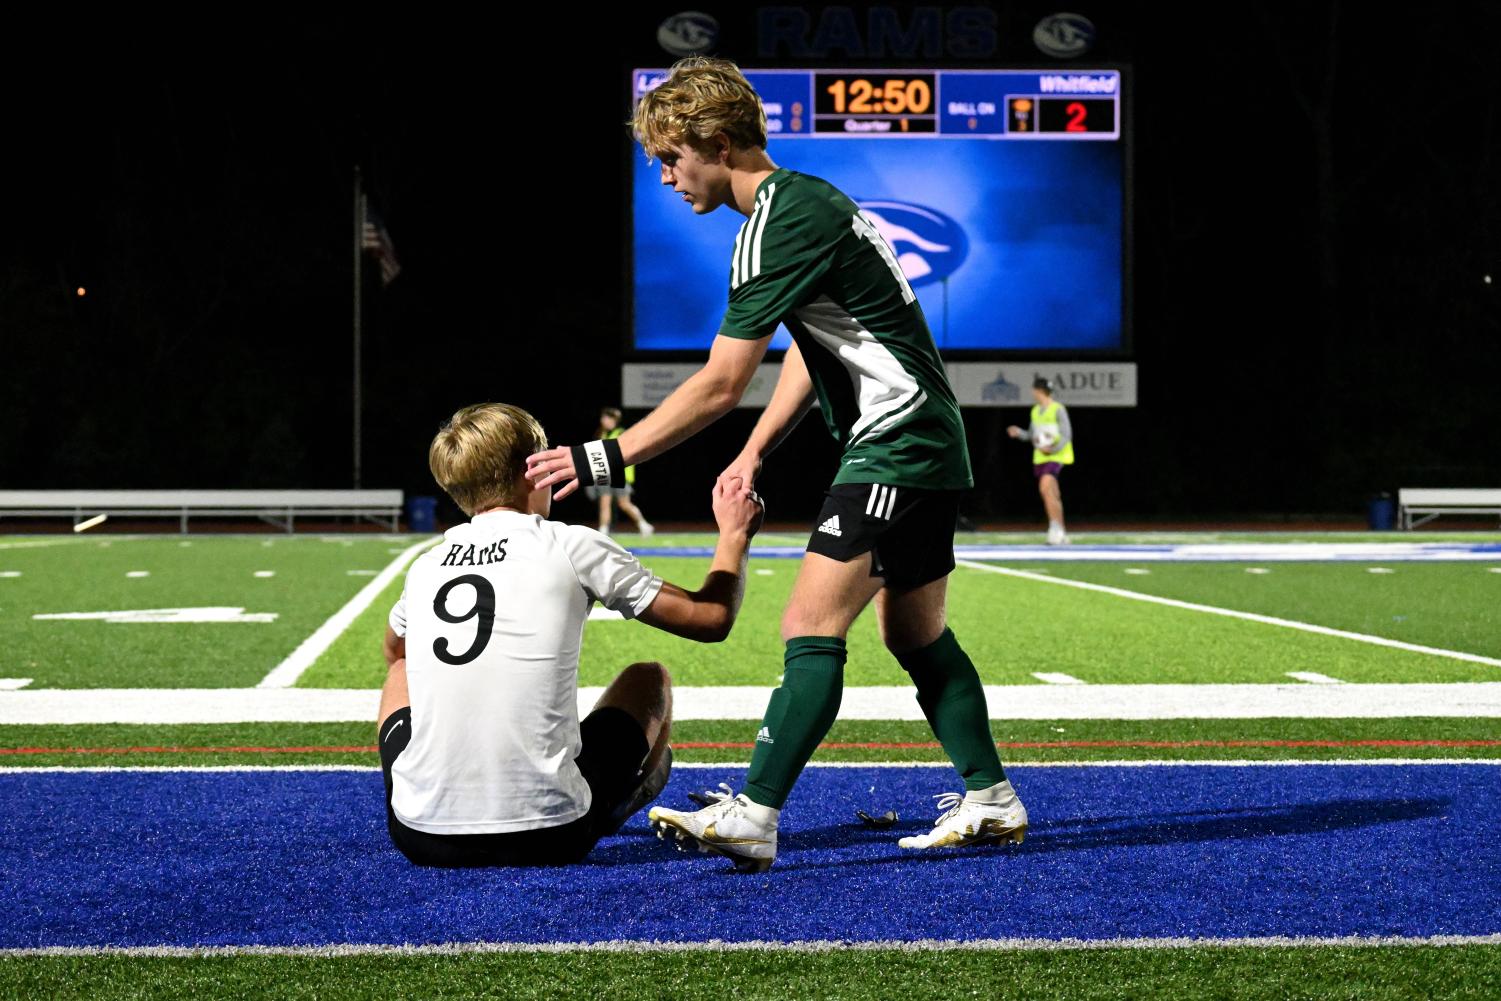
[
  {"left": 308, "top": 553, "right": 1501, "bottom": 687},
  {"left": 0, "top": 536, "right": 418, "bottom": 688},
  {"left": 303, "top": 555, "right": 1501, "bottom": 686},
  {"left": 2, "top": 535, "right": 1497, "bottom": 688},
  {"left": 995, "top": 561, "right": 1501, "bottom": 659},
  {"left": 3, "top": 532, "right": 1497, "bottom": 998},
  {"left": 2, "top": 717, "right": 1498, "bottom": 767},
  {"left": 4, "top": 944, "right": 1496, "bottom": 1001}
]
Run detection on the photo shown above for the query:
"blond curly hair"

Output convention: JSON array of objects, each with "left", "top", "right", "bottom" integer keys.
[
  {"left": 428, "top": 403, "right": 548, "bottom": 516},
  {"left": 630, "top": 57, "right": 768, "bottom": 161}
]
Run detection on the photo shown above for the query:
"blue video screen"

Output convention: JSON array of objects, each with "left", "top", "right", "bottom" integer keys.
[{"left": 631, "top": 137, "right": 1124, "bottom": 352}]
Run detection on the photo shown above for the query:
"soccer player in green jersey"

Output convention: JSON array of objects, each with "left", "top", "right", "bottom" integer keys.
[{"left": 525, "top": 57, "right": 1025, "bottom": 871}]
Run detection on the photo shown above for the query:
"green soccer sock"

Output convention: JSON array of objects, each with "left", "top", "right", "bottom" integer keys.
[
  {"left": 742, "top": 636, "right": 847, "bottom": 809},
  {"left": 897, "top": 627, "right": 1007, "bottom": 791}
]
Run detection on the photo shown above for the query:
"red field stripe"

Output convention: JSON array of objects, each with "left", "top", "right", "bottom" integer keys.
[
  {"left": 0, "top": 745, "right": 379, "bottom": 756},
  {"left": 675, "top": 739, "right": 1501, "bottom": 750},
  {"left": 2, "top": 738, "right": 1500, "bottom": 757}
]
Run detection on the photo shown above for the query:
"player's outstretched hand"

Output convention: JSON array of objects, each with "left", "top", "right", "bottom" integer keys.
[
  {"left": 524, "top": 446, "right": 580, "bottom": 500},
  {"left": 716, "top": 451, "right": 763, "bottom": 497},
  {"left": 713, "top": 476, "right": 765, "bottom": 538},
  {"left": 1005, "top": 425, "right": 1023, "bottom": 439}
]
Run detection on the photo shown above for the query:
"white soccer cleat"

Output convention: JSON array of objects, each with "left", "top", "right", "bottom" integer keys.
[
  {"left": 1046, "top": 523, "right": 1069, "bottom": 546},
  {"left": 898, "top": 784, "right": 1028, "bottom": 850},
  {"left": 639, "top": 520, "right": 655, "bottom": 538},
  {"left": 649, "top": 792, "right": 777, "bottom": 873}
]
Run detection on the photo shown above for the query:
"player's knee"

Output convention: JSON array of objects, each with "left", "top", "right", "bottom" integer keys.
[
  {"left": 882, "top": 619, "right": 944, "bottom": 656},
  {"left": 780, "top": 609, "right": 820, "bottom": 642},
  {"left": 779, "top": 603, "right": 798, "bottom": 640},
  {"left": 621, "top": 660, "right": 670, "bottom": 689}
]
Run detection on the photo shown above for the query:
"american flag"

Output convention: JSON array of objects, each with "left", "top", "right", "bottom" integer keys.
[{"left": 361, "top": 203, "right": 402, "bottom": 286}]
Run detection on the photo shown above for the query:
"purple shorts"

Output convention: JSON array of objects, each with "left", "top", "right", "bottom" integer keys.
[{"left": 1033, "top": 462, "right": 1065, "bottom": 480}]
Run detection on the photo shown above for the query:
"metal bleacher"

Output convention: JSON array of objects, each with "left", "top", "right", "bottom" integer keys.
[
  {"left": 1397, "top": 488, "right": 1501, "bottom": 530},
  {"left": 0, "top": 490, "right": 404, "bottom": 533}
]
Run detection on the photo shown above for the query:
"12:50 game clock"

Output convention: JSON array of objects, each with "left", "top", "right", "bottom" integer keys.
[{"left": 814, "top": 72, "right": 939, "bottom": 131}]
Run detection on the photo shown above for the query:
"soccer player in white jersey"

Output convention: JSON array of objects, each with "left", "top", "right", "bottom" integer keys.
[
  {"left": 378, "top": 402, "right": 763, "bottom": 867},
  {"left": 525, "top": 58, "right": 1025, "bottom": 872}
]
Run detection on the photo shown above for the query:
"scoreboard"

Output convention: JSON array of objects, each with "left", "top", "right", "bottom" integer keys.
[
  {"left": 629, "top": 68, "right": 1129, "bottom": 355},
  {"left": 631, "top": 68, "right": 1121, "bottom": 139}
]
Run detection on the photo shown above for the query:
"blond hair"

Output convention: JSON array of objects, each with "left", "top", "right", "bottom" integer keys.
[
  {"left": 428, "top": 403, "right": 548, "bottom": 516},
  {"left": 630, "top": 57, "right": 767, "bottom": 161}
]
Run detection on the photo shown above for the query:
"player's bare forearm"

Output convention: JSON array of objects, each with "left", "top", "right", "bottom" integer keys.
[
  {"left": 637, "top": 478, "right": 761, "bottom": 642},
  {"left": 617, "top": 334, "right": 770, "bottom": 466},
  {"left": 615, "top": 369, "right": 734, "bottom": 466},
  {"left": 696, "top": 526, "right": 752, "bottom": 639},
  {"left": 744, "top": 340, "right": 815, "bottom": 462},
  {"left": 639, "top": 531, "right": 749, "bottom": 643},
  {"left": 382, "top": 625, "right": 406, "bottom": 667},
  {"left": 717, "top": 343, "right": 813, "bottom": 492},
  {"left": 524, "top": 337, "right": 767, "bottom": 499}
]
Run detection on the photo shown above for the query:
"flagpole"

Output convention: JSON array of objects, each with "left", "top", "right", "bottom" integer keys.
[{"left": 353, "top": 166, "right": 364, "bottom": 490}]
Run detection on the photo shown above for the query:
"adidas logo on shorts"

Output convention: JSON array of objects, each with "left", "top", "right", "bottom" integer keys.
[
  {"left": 818, "top": 515, "right": 842, "bottom": 537},
  {"left": 756, "top": 726, "right": 774, "bottom": 744}
]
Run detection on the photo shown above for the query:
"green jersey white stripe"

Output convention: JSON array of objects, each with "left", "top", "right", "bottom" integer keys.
[
  {"left": 750, "top": 182, "right": 776, "bottom": 277},
  {"left": 717, "top": 168, "right": 972, "bottom": 490},
  {"left": 731, "top": 185, "right": 776, "bottom": 290}
]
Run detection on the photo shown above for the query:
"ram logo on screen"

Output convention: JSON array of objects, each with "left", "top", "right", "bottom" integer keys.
[{"left": 855, "top": 200, "right": 968, "bottom": 287}]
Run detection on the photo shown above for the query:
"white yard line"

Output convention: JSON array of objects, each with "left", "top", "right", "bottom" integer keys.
[
  {"left": 956, "top": 542, "right": 1501, "bottom": 562},
  {"left": 1032, "top": 672, "right": 1087, "bottom": 685},
  {"left": 1287, "top": 672, "right": 1344, "bottom": 685},
  {"left": 0, "top": 679, "right": 33, "bottom": 690},
  {"left": 255, "top": 537, "right": 439, "bottom": 689},
  {"left": 1, "top": 933, "right": 1497, "bottom": 957},
  {"left": 957, "top": 559, "right": 1501, "bottom": 668},
  {"left": 5, "top": 683, "right": 1501, "bottom": 724},
  {"left": 5, "top": 760, "right": 1497, "bottom": 775},
  {"left": 0, "top": 537, "right": 139, "bottom": 551}
]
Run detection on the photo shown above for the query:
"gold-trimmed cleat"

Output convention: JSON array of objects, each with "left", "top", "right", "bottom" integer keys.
[{"left": 648, "top": 792, "right": 778, "bottom": 873}]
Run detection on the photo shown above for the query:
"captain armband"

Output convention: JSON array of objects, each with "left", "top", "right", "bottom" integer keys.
[{"left": 571, "top": 438, "right": 627, "bottom": 489}]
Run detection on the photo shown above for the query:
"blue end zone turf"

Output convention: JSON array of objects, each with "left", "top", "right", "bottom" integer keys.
[{"left": 3, "top": 765, "right": 1498, "bottom": 948}]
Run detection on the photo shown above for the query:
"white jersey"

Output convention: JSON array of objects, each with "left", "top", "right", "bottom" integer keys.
[{"left": 387, "top": 510, "right": 663, "bottom": 835}]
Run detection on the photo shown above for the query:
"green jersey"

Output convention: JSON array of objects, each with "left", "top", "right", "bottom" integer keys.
[{"left": 717, "top": 168, "right": 972, "bottom": 490}]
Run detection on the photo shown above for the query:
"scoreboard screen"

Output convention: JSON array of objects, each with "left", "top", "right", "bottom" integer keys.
[{"left": 629, "top": 68, "right": 1128, "bottom": 353}]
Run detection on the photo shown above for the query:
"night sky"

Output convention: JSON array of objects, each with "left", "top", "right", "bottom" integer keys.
[{"left": 2, "top": 5, "right": 1496, "bottom": 525}]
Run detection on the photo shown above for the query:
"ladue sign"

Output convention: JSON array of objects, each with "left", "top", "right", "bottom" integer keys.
[
  {"left": 947, "top": 363, "right": 1138, "bottom": 407},
  {"left": 624, "top": 363, "right": 1138, "bottom": 408}
]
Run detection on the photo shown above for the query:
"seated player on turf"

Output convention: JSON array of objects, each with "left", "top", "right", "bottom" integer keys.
[{"left": 376, "top": 402, "right": 763, "bottom": 867}]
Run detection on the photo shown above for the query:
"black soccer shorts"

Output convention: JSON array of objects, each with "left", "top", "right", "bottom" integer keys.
[
  {"left": 378, "top": 705, "right": 650, "bottom": 867},
  {"left": 804, "top": 482, "right": 961, "bottom": 591}
]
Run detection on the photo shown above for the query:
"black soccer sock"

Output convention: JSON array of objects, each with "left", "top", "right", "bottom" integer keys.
[
  {"left": 897, "top": 627, "right": 1006, "bottom": 791},
  {"left": 742, "top": 636, "right": 847, "bottom": 809}
]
